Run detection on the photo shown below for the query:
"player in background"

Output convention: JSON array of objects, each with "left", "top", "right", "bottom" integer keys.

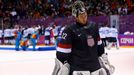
[
  {"left": 14, "top": 27, "right": 22, "bottom": 51},
  {"left": 58, "top": 25, "right": 66, "bottom": 37},
  {"left": 52, "top": 24, "right": 61, "bottom": 45},
  {"left": 52, "top": 24, "right": 59, "bottom": 39},
  {"left": 30, "top": 29, "right": 39, "bottom": 51},
  {"left": 56, "top": 25, "right": 66, "bottom": 46},
  {"left": 4, "top": 29, "right": 11, "bottom": 44},
  {"left": 14, "top": 31, "right": 22, "bottom": 51},
  {"left": 20, "top": 28, "right": 30, "bottom": 51},
  {"left": 107, "top": 26, "right": 119, "bottom": 50},
  {"left": 20, "top": 36, "right": 30, "bottom": 51},
  {"left": 99, "top": 24, "right": 109, "bottom": 47},
  {"left": 50, "top": 26, "right": 56, "bottom": 45},
  {"left": 44, "top": 25, "right": 52, "bottom": 45},
  {"left": 52, "top": 1, "right": 114, "bottom": 75}
]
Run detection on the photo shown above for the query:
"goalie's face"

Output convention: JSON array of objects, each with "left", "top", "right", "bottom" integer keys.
[{"left": 76, "top": 12, "right": 88, "bottom": 25}]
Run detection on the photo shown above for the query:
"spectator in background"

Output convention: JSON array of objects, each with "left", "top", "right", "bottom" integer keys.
[
  {"left": 130, "top": 32, "right": 134, "bottom": 35},
  {"left": 10, "top": 8, "right": 17, "bottom": 27},
  {"left": 124, "top": 31, "right": 131, "bottom": 35},
  {"left": 118, "top": 5, "right": 128, "bottom": 15}
]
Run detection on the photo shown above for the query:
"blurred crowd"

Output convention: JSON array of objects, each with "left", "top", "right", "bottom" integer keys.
[{"left": 0, "top": 0, "right": 134, "bottom": 28}]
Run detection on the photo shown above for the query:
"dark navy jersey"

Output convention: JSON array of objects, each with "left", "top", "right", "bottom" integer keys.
[{"left": 56, "top": 22, "right": 103, "bottom": 72}]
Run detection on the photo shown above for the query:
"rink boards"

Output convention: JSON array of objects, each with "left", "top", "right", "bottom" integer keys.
[
  {"left": 0, "top": 45, "right": 134, "bottom": 51},
  {"left": 0, "top": 45, "right": 56, "bottom": 51}
]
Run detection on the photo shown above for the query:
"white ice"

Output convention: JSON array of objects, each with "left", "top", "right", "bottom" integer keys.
[{"left": 0, "top": 47, "right": 134, "bottom": 75}]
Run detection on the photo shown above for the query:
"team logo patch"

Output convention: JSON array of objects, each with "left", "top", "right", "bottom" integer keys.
[{"left": 87, "top": 35, "right": 95, "bottom": 47}]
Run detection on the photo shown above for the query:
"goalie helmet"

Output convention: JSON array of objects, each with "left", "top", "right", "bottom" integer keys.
[{"left": 72, "top": 0, "right": 86, "bottom": 17}]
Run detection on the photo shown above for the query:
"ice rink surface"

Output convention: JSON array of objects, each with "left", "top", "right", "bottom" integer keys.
[{"left": 0, "top": 47, "right": 134, "bottom": 75}]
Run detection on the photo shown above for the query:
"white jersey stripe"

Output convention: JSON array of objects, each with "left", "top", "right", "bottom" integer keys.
[{"left": 56, "top": 47, "right": 72, "bottom": 53}]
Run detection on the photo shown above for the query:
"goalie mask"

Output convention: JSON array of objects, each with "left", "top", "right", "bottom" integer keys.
[{"left": 72, "top": 0, "right": 86, "bottom": 17}]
